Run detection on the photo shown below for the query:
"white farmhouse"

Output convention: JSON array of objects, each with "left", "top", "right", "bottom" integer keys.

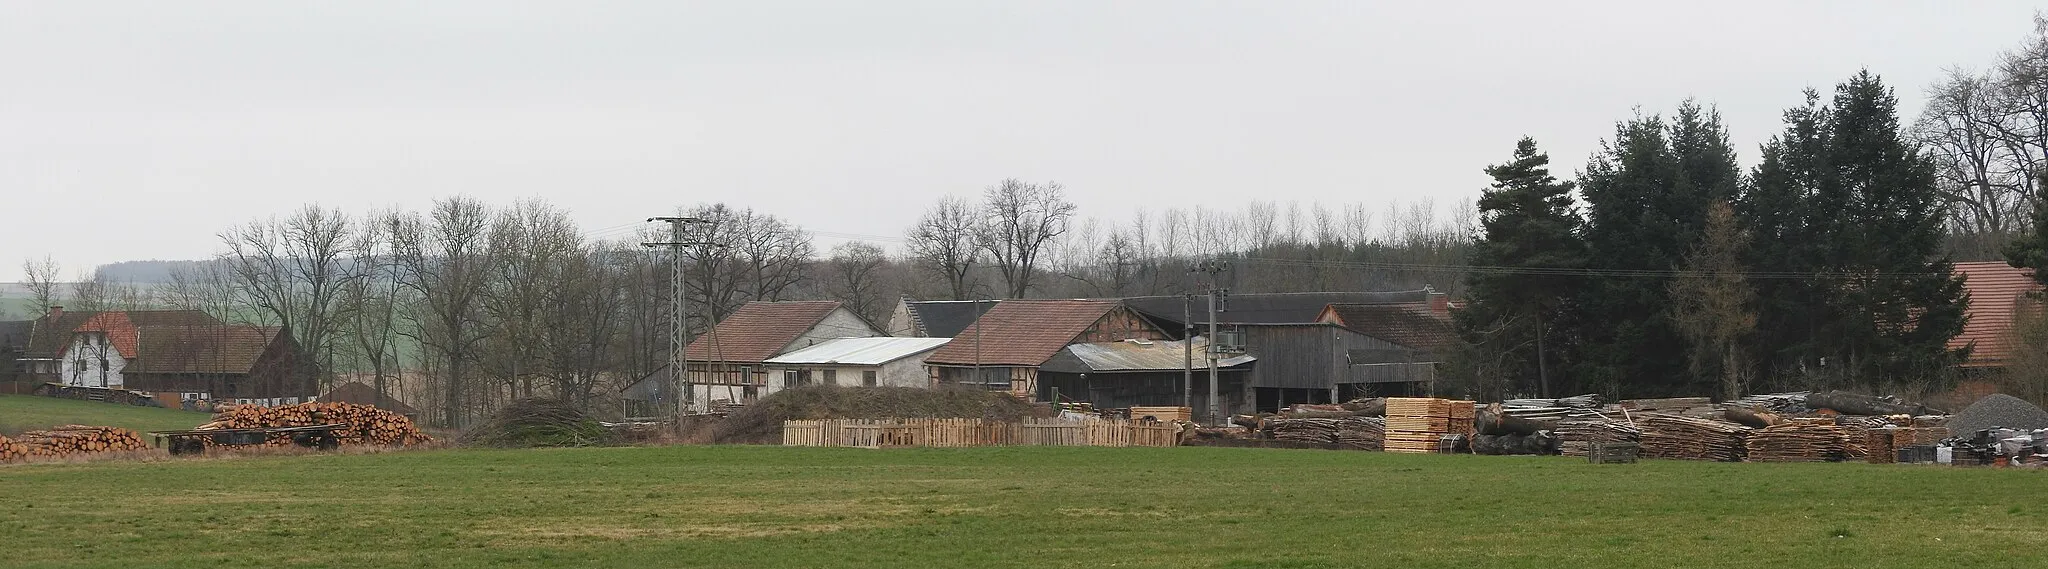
[{"left": 764, "top": 337, "right": 952, "bottom": 389}]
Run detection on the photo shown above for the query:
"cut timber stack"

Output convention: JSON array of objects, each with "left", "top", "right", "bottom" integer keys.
[
  {"left": 1746, "top": 419, "right": 1851, "bottom": 462},
  {"left": 6, "top": 425, "right": 148, "bottom": 460},
  {"left": 1636, "top": 413, "right": 1748, "bottom": 461},
  {"left": 205, "top": 402, "right": 432, "bottom": 446},
  {"left": 1866, "top": 429, "right": 1897, "bottom": 464},
  {"left": 1130, "top": 406, "right": 1192, "bottom": 422},
  {"left": 0, "top": 434, "right": 28, "bottom": 461},
  {"left": 1266, "top": 417, "right": 1383, "bottom": 449},
  {"left": 1557, "top": 417, "right": 1641, "bottom": 457},
  {"left": 1385, "top": 398, "right": 1472, "bottom": 454},
  {"left": 1337, "top": 417, "right": 1385, "bottom": 451},
  {"left": 1618, "top": 397, "right": 1719, "bottom": 418}
]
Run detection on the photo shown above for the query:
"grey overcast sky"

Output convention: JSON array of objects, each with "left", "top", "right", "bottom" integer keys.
[{"left": 1, "top": 1, "right": 2041, "bottom": 271}]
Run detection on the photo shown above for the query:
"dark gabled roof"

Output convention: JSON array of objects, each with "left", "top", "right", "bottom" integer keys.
[
  {"left": 321, "top": 381, "right": 421, "bottom": 416},
  {"left": 685, "top": 301, "right": 846, "bottom": 364},
  {"left": 926, "top": 300, "right": 1122, "bottom": 367},
  {"left": 903, "top": 300, "right": 996, "bottom": 338},
  {"left": 0, "top": 320, "right": 33, "bottom": 351},
  {"left": 20, "top": 310, "right": 224, "bottom": 359},
  {"left": 127, "top": 325, "right": 285, "bottom": 374},
  {"left": 1122, "top": 290, "right": 1433, "bottom": 327},
  {"left": 1321, "top": 303, "right": 1462, "bottom": 353},
  {"left": 1039, "top": 337, "right": 1255, "bottom": 374}
]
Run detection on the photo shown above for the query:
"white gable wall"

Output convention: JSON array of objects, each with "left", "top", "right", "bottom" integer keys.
[{"left": 59, "top": 334, "right": 126, "bottom": 389}]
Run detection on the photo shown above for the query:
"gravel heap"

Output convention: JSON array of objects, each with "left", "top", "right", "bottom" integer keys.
[{"left": 1947, "top": 394, "right": 2048, "bottom": 434}]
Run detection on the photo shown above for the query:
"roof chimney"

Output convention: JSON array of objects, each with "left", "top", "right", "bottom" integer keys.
[
  {"left": 1428, "top": 293, "right": 1450, "bottom": 319},
  {"left": 47, "top": 306, "right": 62, "bottom": 320}
]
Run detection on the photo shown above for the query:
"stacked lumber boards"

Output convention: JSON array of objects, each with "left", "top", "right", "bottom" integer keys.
[
  {"left": 205, "top": 402, "right": 432, "bottom": 446},
  {"left": 1130, "top": 406, "right": 1192, "bottom": 422},
  {"left": 1557, "top": 417, "right": 1641, "bottom": 457},
  {"left": 1, "top": 425, "right": 148, "bottom": 460},
  {"left": 1746, "top": 419, "right": 1852, "bottom": 462},
  {"left": 1636, "top": 412, "right": 1748, "bottom": 461},
  {"left": 1385, "top": 398, "right": 1474, "bottom": 453}
]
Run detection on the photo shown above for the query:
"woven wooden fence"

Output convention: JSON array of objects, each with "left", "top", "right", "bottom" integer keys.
[{"left": 783, "top": 418, "right": 1178, "bottom": 449}]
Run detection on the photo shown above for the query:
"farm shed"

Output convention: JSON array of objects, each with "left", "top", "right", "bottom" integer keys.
[
  {"left": 764, "top": 337, "right": 951, "bottom": 389},
  {"left": 924, "top": 299, "right": 1167, "bottom": 399},
  {"left": 1123, "top": 290, "right": 1436, "bottom": 331},
  {"left": 1949, "top": 261, "right": 2044, "bottom": 369},
  {"left": 1037, "top": 337, "right": 1254, "bottom": 413},
  {"left": 625, "top": 300, "right": 882, "bottom": 415},
  {"left": 1239, "top": 323, "right": 1425, "bottom": 412},
  {"left": 884, "top": 298, "right": 995, "bottom": 338}
]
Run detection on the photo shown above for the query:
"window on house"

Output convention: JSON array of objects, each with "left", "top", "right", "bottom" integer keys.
[
  {"left": 822, "top": 369, "right": 837, "bottom": 385},
  {"left": 783, "top": 370, "right": 800, "bottom": 388},
  {"left": 862, "top": 370, "right": 878, "bottom": 387}
]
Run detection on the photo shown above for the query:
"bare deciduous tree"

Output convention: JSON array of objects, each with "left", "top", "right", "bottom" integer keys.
[
  {"left": 975, "top": 179, "right": 1076, "bottom": 298},
  {"left": 22, "top": 256, "right": 62, "bottom": 315},
  {"left": 825, "top": 241, "right": 890, "bottom": 324},
  {"left": 390, "top": 197, "right": 495, "bottom": 427},
  {"left": 905, "top": 196, "right": 981, "bottom": 300},
  {"left": 219, "top": 205, "right": 367, "bottom": 392},
  {"left": 1669, "top": 202, "right": 1758, "bottom": 400}
]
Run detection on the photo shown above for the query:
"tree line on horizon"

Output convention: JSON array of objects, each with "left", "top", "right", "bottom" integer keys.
[{"left": 17, "top": 21, "right": 2048, "bottom": 421}]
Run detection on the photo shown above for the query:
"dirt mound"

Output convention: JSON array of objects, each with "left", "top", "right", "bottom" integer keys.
[
  {"left": 459, "top": 399, "right": 614, "bottom": 448},
  {"left": 1947, "top": 393, "right": 2048, "bottom": 434},
  {"left": 713, "top": 386, "right": 1047, "bottom": 444}
]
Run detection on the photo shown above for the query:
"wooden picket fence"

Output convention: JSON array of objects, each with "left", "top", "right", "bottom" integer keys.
[{"left": 783, "top": 417, "right": 1179, "bottom": 449}]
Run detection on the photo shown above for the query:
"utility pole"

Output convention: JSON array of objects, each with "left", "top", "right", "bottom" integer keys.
[
  {"left": 1191, "top": 260, "right": 1227, "bottom": 425},
  {"left": 643, "top": 216, "right": 716, "bottom": 417},
  {"left": 1181, "top": 293, "right": 1193, "bottom": 409}
]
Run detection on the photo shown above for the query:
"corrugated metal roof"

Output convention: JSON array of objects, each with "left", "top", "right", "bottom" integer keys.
[
  {"left": 1051, "top": 338, "right": 1255, "bottom": 373},
  {"left": 1123, "top": 290, "right": 1432, "bottom": 325},
  {"left": 1950, "top": 261, "right": 2044, "bottom": 367},
  {"left": 764, "top": 337, "right": 951, "bottom": 366}
]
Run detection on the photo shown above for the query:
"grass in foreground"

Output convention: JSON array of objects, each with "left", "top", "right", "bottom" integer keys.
[
  {"left": 0, "top": 394, "right": 211, "bottom": 435},
  {"left": 1, "top": 446, "right": 2044, "bottom": 569}
]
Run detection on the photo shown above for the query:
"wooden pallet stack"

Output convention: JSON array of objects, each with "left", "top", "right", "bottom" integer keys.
[
  {"left": 205, "top": 402, "right": 432, "bottom": 447},
  {"left": 1385, "top": 398, "right": 1472, "bottom": 454}
]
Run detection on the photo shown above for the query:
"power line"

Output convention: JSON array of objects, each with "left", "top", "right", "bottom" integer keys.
[{"left": 1235, "top": 256, "right": 1963, "bottom": 280}]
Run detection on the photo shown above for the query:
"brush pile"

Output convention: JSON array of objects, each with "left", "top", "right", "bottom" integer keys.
[
  {"left": 459, "top": 399, "right": 611, "bottom": 448},
  {"left": 1557, "top": 417, "right": 1641, "bottom": 457},
  {"left": 205, "top": 402, "right": 432, "bottom": 446},
  {"left": 0, "top": 426, "right": 148, "bottom": 460},
  {"left": 1636, "top": 413, "right": 1748, "bottom": 461},
  {"left": 1746, "top": 419, "right": 1853, "bottom": 462}
]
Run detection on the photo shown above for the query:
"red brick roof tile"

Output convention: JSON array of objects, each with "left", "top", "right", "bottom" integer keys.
[
  {"left": 926, "top": 300, "right": 1121, "bottom": 367},
  {"left": 1320, "top": 302, "right": 1462, "bottom": 352},
  {"left": 685, "top": 301, "right": 845, "bottom": 364},
  {"left": 1951, "top": 262, "right": 2044, "bottom": 367}
]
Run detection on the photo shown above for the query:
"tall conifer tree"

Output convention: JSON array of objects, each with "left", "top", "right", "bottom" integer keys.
[{"left": 1458, "top": 138, "right": 1588, "bottom": 398}]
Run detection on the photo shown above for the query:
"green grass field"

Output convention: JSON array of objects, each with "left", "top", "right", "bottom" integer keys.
[
  {"left": 1, "top": 445, "right": 2044, "bottom": 569},
  {"left": 0, "top": 394, "right": 212, "bottom": 435}
]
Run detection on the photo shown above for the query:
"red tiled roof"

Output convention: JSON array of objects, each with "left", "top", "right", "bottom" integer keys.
[
  {"left": 1319, "top": 302, "right": 1463, "bottom": 352},
  {"left": 1950, "top": 262, "right": 2044, "bottom": 367},
  {"left": 685, "top": 301, "right": 845, "bottom": 364},
  {"left": 128, "top": 325, "right": 284, "bottom": 374},
  {"left": 23, "top": 310, "right": 222, "bottom": 359},
  {"left": 926, "top": 300, "right": 1120, "bottom": 367}
]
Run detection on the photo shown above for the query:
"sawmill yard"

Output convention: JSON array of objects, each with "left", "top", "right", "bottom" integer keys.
[{"left": 1, "top": 445, "right": 2044, "bottom": 569}]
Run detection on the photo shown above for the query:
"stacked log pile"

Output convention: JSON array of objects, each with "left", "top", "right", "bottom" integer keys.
[
  {"left": 1731, "top": 392, "right": 1810, "bottom": 414},
  {"left": 2, "top": 426, "right": 148, "bottom": 460},
  {"left": 1636, "top": 413, "right": 1748, "bottom": 461},
  {"left": 1337, "top": 418, "right": 1384, "bottom": 451},
  {"left": 1619, "top": 397, "right": 1720, "bottom": 418},
  {"left": 204, "top": 402, "right": 432, "bottom": 446},
  {"left": 1746, "top": 419, "right": 1852, "bottom": 462}
]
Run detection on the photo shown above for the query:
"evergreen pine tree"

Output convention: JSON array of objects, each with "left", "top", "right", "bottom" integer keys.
[
  {"left": 1574, "top": 101, "right": 1740, "bottom": 397},
  {"left": 1741, "top": 71, "right": 1966, "bottom": 388},
  {"left": 1457, "top": 138, "right": 1588, "bottom": 398}
]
